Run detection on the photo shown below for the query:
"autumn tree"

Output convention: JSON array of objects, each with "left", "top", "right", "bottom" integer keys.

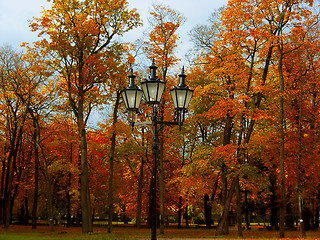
[
  {"left": 144, "top": 3, "right": 185, "bottom": 80},
  {"left": 41, "top": 116, "right": 80, "bottom": 228},
  {"left": 187, "top": 0, "right": 317, "bottom": 237},
  {"left": 29, "top": 0, "right": 141, "bottom": 233},
  {"left": 11, "top": 45, "right": 59, "bottom": 231},
  {"left": 0, "top": 47, "right": 29, "bottom": 228},
  {"left": 143, "top": 3, "right": 185, "bottom": 234},
  {"left": 271, "top": 15, "right": 320, "bottom": 236},
  {"left": 254, "top": 0, "right": 316, "bottom": 237}
]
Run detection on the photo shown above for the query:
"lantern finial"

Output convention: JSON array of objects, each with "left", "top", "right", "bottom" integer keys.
[
  {"left": 178, "top": 66, "right": 187, "bottom": 88},
  {"left": 149, "top": 58, "right": 158, "bottom": 81},
  {"left": 128, "top": 68, "right": 136, "bottom": 88}
]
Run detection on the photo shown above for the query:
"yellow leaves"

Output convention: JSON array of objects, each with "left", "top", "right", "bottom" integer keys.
[
  {"left": 208, "top": 98, "right": 234, "bottom": 119},
  {"left": 144, "top": 3, "right": 185, "bottom": 70},
  {"left": 212, "top": 144, "right": 238, "bottom": 165},
  {"left": 206, "top": 93, "right": 254, "bottom": 120},
  {"left": 31, "top": 0, "right": 141, "bottom": 56},
  {"left": 28, "top": 1, "right": 143, "bottom": 110}
]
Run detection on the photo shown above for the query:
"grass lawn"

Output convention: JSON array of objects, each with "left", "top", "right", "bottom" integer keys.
[{"left": 0, "top": 225, "right": 319, "bottom": 239}]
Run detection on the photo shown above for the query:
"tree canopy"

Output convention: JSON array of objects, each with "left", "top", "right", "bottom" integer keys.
[{"left": 1, "top": 0, "right": 320, "bottom": 238}]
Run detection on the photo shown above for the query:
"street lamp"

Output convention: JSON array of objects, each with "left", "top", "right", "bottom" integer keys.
[
  {"left": 121, "top": 60, "right": 193, "bottom": 240},
  {"left": 170, "top": 66, "right": 193, "bottom": 123},
  {"left": 121, "top": 69, "right": 143, "bottom": 123}
]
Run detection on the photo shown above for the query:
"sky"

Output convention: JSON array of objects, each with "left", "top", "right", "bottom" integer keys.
[
  {"left": 0, "top": 0, "right": 228, "bottom": 126},
  {"left": 0, "top": 0, "right": 228, "bottom": 61}
]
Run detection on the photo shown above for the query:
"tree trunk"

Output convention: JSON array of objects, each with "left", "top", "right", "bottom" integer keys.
[
  {"left": 136, "top": 158, "right": 144, "bottom": 228},
  {"left": 3, "top": 142, "right": 20, "bottom": 227},
  {"left": 2, "top": 156, "right": 11, "bottom": 228},
  {"left": 178, "top": 196, "right": 182, "bottom": 229},
  {"left": 32, "top": 146, "right": 39, "bottom": 229},
  {"left": 297, "top": 70, "right": 305, "bottom": 238},
  {"left": 33, "top": 117, "right": 55, "bottom": 232},
  {"left": 216, "top": 45, "right": 273, "bottom": 236},
  {"left": 278, "top": 42, "right": 286, "bottom": 239},
  {"left": 269, "top": 171, "right": 278, "bottom": 228},
  {"left": 46, "top": 175, "right": 54, "bottom": 232},
  {"left": 217, "top": 176, "right": 237, "bottom": 235},
  {"left": 204, "top": 194, "right": 212, "bottom": 228},
  {"left": 245, "top": 189, "right": 250, "bottom": 230},
  {"left": 10, "top": 175, "right": 21, "bottom": 225},
  {"left": 28, "top": 112, "right": 41, "bottom": 231},
  {"left": 314, "top": 199, "right": 319, "bottom": 229},
  {"left": 216, "top": 113, "right": 233, "bottom": 235},
  {"left": 43, "top": 161, "right": 54, "bottom": 232},
  {"left": 185, "top": 204, "right": 189, "bottom": 227},
  {"left": 10, "top": 141, "right": 24, "bottom": 225},
  {"left": 0, "top": 158, "right": 5, "bottom": 226},
  {"left": 136, "top": 128, "right": 145, "bottom": 229},
  {"left": 77, "top": 94, "right": 92, "bottom": 233},
  {"left": 236, "top": 176, "right": 243, "bottom": 236},
  {"left": 107, "top": 91, "right": 120, "bottom": 233},
  {"left": 75, "top": 148, "right": 82, "bottom": 227},
  {"left": 25, "top": 196, "right": 29, "bottom": 225},
  {"left": 79, "top": 126, "right": 91, "bottom": 233},
  {"left": 67, "top": 143, "right": 72, "bottom": 227}
]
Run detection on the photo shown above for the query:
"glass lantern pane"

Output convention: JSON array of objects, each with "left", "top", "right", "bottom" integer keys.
[
  {"left": 185, "top": 90, "right": 193, "bottom": 108},
  {"left": 126, "top": 90, "right": 137, "bottom": 109},
  {"left": 148, "top": 82, "right": 158, "bottom": 102},
  {"left": 176, "top": 89, "right": 187, "bottom": 108},
  {"left": 121, "top": 89, "right": 143, "bottom": 111},
  {"left": 121, "top": 91, "right": 129, "bottom": 109},
  {"left": 141, "top": 81, "right": 166, "bottom": 103},
  {"left": 157, "top": 82, "right": 166, "bottom": 102},
  {"left": 135, "top": 90, "right": 143, "bottom": 109},
  {"left": 170, "top": 89, "right": 177, "bottom": 108},
  {"left": 141, "top": 82, "right": 149, "bottom": 102}
]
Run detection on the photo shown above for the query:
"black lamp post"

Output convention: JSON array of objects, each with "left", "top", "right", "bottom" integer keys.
[{"left": 121, "top": 60, "right": 193, "bottom": 240}]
